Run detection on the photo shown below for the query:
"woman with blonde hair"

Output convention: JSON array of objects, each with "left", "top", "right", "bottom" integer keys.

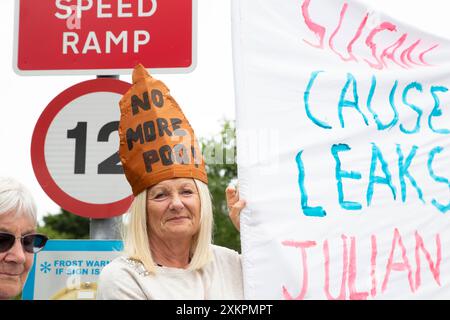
[{"left": 97, "top": 65, "right": 246, "bottom": 299}]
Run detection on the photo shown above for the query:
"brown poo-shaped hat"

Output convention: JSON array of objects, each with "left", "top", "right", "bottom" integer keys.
[{"left": 119, "top": 64, "right": 208, "bottom": 196}]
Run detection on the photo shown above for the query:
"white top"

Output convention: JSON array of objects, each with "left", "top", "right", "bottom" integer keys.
[{"left": 96, "top": 245, "right": 244, "bottom": 300}]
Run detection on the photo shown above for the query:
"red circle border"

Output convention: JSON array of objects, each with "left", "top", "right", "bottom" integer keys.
[{"left": 31, "top": 78, "right": 133, "bottom": 219}]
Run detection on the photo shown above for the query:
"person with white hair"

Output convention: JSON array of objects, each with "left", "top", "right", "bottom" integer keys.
[{"left": 0, "top": 177, "right": 48, "bottom": 299}]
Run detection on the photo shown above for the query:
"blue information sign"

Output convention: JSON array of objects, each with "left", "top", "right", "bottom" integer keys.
[{"left": 23, "top": 240, "right": 123, "bottom": 300}]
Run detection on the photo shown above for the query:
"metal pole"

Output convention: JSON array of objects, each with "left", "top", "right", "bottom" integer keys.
[
  {"left": 90, "top": 74, "right": 122, "bottom": 240},
  {"left": 90, "top": 217, "right": 122, "bottom": 240}
]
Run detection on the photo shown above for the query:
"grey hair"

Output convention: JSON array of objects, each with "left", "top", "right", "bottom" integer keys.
[{"left": 0, "top": 177, "right": 37, "bottom": 223}]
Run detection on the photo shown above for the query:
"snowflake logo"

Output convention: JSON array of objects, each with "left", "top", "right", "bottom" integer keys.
[{"left": 40, "top": 262, "right": 51, "bottom": 274}]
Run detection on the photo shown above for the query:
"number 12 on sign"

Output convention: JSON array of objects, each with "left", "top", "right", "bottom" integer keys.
[{"left": 67, "top": 121, "right": 123, "bottom": 175}]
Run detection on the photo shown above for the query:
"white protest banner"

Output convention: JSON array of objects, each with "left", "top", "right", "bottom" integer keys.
[{"left": 232, "top": 0, "right": 450, "bottom": 299}]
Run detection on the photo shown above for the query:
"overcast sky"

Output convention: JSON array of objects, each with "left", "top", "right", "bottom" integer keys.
[{"left": 0, "top": 0, "right": 448, "bottom": 222}]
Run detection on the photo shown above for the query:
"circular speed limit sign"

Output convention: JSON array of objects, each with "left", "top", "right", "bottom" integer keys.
[{"left": 31, "top": 79, "right": 133, "bottom": 218}]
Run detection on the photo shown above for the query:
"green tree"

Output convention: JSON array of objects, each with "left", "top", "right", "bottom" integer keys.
[
  {"left": 200, "top": 119, "right": 240, "bottom": 252},
  {"left": 38, "top": 209, "right": 89, "bottom": 239}
]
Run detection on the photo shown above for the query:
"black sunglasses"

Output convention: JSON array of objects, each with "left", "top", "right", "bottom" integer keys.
[{"left": 0, "top": 232, "right": 48, "bottom": 254}]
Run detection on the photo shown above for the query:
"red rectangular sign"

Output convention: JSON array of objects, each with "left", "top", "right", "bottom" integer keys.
[{"left": 14, "top": 0, "right": 196, "bottom": 75}]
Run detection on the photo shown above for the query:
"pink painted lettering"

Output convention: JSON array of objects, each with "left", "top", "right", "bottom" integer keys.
[
  {"left": 382, "top": 228, "right": 415, "bottom": 293},
  {"left": 300, "top": 0, "right": 440, "bottom": 69},
  {"left": 380, "top": 33, "right": 409, "bottom": 69},
  {"left": 282, "top": 229, "right": 442, "bottom": 299},
  {"left": 302, "top": 0, "right": 326, "bottom": 48},
  {"left": 414, "top": 231, "right": 441, "bottom": 290},
  {"left": 348, "top": 236, "right": 369, "bottom": 300},
  {"left": 282, "top": 240, "right": 317, "bottom": 300},
  {"left": 370, "top": 234, "right": 377, "bottom": 297},
  {"left": 345, "top": 13, "right": 369, "bottom": 63},
  {"left": 364, "top": 22, "right": 397, "bottom": 70},
  {"left": 323, "top": 235, "right": 348, "bottom": 300}
]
